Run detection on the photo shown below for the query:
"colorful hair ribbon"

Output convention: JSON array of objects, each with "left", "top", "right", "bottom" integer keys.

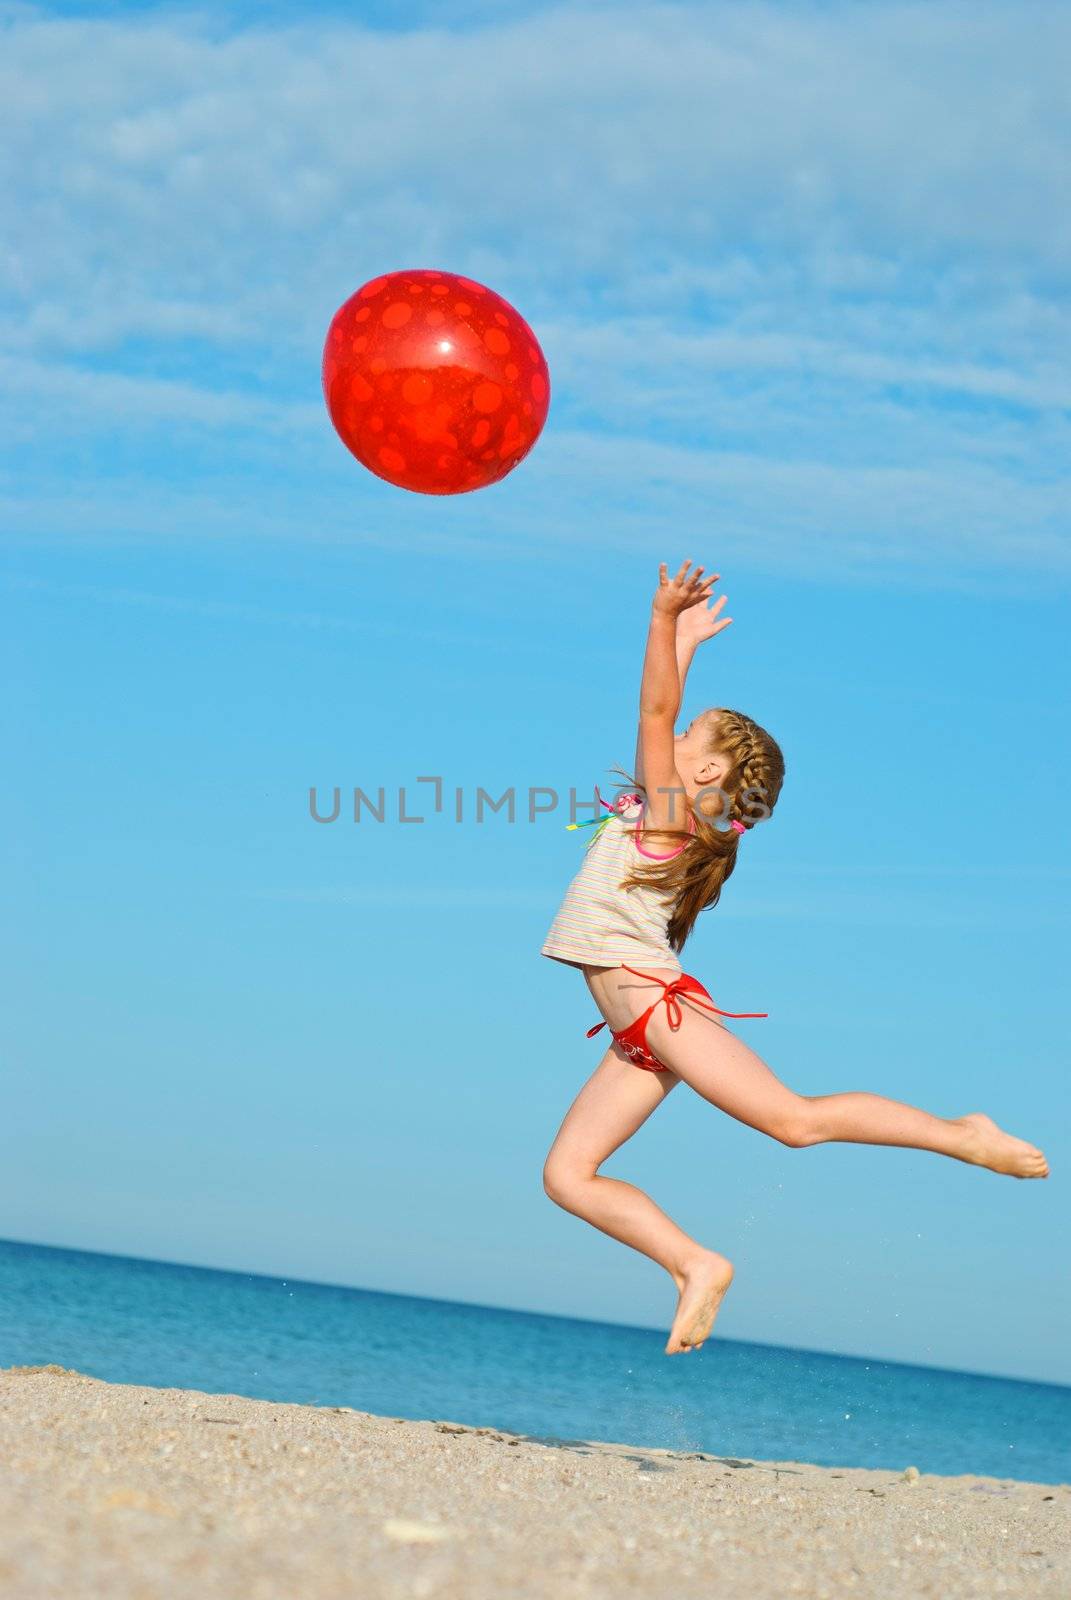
[{"left": 565, "top": 785, "right": 642, "bottom": 846}]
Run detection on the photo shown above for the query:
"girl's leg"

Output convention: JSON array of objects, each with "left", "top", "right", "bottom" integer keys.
[
  {"left": 543, "top": 1045, "right": 735, "bottom": 1354},
  {"left": 644, "top": 998, "right": 1049, "bottom": 1178}
]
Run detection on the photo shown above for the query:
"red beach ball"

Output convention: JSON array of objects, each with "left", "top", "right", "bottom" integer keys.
[{"left": 322, "top": 269, "right": 551, "bottom": 495}]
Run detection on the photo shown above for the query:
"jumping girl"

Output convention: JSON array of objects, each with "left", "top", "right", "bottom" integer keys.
[{"left": 541, "top": 559, "right": 1049, "bottom": 1357}]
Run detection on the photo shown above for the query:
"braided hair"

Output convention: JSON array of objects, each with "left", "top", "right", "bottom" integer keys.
[{"left": 616, "top": 707, "right": 785, "bottom": 954}]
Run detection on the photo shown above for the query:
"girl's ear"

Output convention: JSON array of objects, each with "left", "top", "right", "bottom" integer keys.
[{"left": 695, "top": 751, "right": 729, "bottom": 787}]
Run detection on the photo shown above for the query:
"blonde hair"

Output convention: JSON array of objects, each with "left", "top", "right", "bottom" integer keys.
[{"left": 614, "top": 707, "right": 785, "bottom": 954}]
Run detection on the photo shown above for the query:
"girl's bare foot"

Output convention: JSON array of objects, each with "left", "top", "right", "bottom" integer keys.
[
  {"left": 666, "top": 1249, "right": 734, "bottom": 1354},
  {"left": 951, "top": 1113, "right": 1049, "bottom": 1178}
]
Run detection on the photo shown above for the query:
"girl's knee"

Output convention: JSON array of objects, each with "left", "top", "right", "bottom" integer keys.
[
  {"left": 541, "top": 1159, "right": 565, "bottom": 1203},
  {"left": 542, "top": 1156, "right": 589, "bottom": 1206},
  {"left": 771, "top": 1096, "right": 825, "bottom": 1148}
]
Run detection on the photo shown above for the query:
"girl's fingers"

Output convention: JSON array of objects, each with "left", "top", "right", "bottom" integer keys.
[
  {"left": 665, "top": 560, "right": 720, "bottom": 581},
  {"left": 660, "top": 559, "right": 719, "bottom": 601}
]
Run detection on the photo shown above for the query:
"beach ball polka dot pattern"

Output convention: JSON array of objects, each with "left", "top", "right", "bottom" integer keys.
[{"left": 322, "top": 270, "right": 551, "bottom": 495}]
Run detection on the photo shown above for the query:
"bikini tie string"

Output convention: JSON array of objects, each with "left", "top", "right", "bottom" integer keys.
[
  {"left": 585, "top": 960, "right": 768, "bottom": 1036},
  {"left": 614, "top": 960, "right": 765, "bottom": 1024}
]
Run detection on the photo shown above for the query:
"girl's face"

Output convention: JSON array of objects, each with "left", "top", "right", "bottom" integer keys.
[{"left": 674, "top": 710, "right": 730, "bottom": 798}]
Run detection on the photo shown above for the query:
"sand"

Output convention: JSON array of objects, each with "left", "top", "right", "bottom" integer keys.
[{"left": 1, "top": 1365, "right": 1067, "bottom": 1599}]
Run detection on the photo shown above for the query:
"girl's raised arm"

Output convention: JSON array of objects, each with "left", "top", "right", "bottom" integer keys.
[
  {"left": 635, "top": 561, "right": 718, "bottom": 840},
  {"left": 633, "top": 564, "right": 730, "bottom": 797}
]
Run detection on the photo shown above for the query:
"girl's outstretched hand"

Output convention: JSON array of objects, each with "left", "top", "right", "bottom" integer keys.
[
  {"left": 652, "top": 559, "right": 722, "bottom": 622},
  {"left": 677, "top": 574, "right": 732, "bottom": 645}
]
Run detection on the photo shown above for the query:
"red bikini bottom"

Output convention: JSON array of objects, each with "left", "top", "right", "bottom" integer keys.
[{"left": 585, "top": 964, "right": 766, "bottom": 1073}]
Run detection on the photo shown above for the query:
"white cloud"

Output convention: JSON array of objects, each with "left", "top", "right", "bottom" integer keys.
[
  {"left": 2, "top": 416, "right": 1064, "bottom": 577},
  {"left": 1, "top": 1, "right": 1068, "bottom": 576},
  {"left": 1, "top": 571, "right": 472, "bottom": 642},
  {"left": 5, "top": 1, "right": 1066, "bottom": 300},
  {"left": 0, "top": 352, "right": 318, "bottom": 431}
]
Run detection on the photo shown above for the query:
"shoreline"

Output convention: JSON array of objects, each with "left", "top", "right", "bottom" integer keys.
[{"left": 3, "top": 1364, "right": 1068, "bottom": 1598}]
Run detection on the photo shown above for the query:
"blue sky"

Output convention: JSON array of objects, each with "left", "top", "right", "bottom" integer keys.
[{"left": 2, "top": 0, "right": 1069, "bottom": 1386}]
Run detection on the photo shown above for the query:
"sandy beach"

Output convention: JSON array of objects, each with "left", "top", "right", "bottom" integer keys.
[{"left": 1, "top": 1364, "right": 1067, "bottom": 1599}]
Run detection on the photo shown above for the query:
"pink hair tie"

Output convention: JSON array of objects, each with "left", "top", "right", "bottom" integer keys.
[{"left": 729, "top": 819, "right": 746, "bottom": 835}]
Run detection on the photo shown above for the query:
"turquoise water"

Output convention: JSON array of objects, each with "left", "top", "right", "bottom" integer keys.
[{"left": 2, "top": 1238, "right": 1067, "bottom": 1484}]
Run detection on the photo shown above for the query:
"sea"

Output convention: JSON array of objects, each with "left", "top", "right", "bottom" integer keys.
[{"left": 1, "top": 1237, "right": 1067, "bottom": 1485}]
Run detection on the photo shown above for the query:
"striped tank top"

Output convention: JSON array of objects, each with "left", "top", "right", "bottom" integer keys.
[{"left": 541, "top": 787, "right": 696, "bottom": 974}]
